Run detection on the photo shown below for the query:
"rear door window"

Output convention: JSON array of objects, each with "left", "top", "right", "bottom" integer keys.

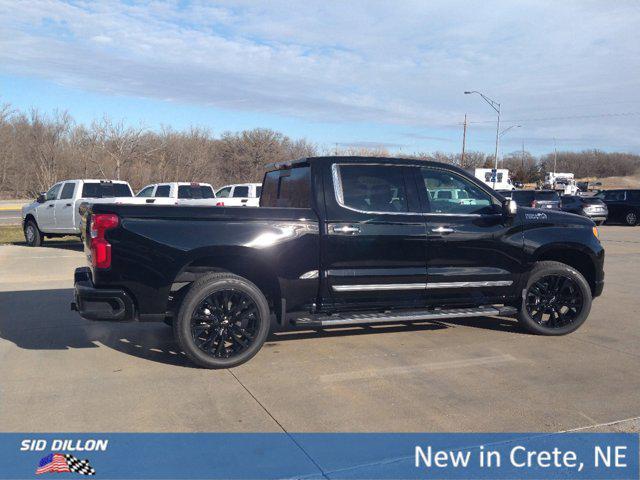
[
  {"left": 261, "top": 167, "right": 311, "bottom": 208},
  {"left": 336, "top": 165, "right": 409, "bottom": 213},
  {"left": 232, "top": 186, "right": 250, "bottom": 198},
  {"left": 628, "top": 191, "right": 640, "bottom": 202},
  {"left": 155, "top": 185, "right": 171, "bottom": 197},
  {"left": 60, "top": 182, "right": 76, "bottom": 200}
]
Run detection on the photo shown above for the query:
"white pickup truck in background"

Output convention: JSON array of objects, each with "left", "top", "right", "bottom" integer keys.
[
  {"left": 214, "top": 183, "right": 262, "bottom": 206},
  {"left": 21, "top": 179, "right": 135, "bottom": 246},
  {"left": 135, "top": 182, "right": 217, "bottom": 205}
]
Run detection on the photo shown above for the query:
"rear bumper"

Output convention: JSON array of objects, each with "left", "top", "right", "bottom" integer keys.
[{"left": 71, "top": 267, "right": 136, "bottom": 321}]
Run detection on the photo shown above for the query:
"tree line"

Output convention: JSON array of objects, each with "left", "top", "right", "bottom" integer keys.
[{"left": 1, "top": 104, "right": 639, "bottom": 198}]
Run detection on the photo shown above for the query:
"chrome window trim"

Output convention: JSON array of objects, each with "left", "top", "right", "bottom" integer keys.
[
  {"left": 331, "top": 163, "right": 497, "bottom": 218},
  {"left": 332, "top": 280, "right": 513, "bottom": 292}
]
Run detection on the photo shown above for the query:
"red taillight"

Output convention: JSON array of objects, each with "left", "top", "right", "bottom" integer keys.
[
  {"left": 216, "top": 201, "right": 225, "bottom": 206},
  {"left": 90, "top": 213, "right": 119, "bottom": 269}
]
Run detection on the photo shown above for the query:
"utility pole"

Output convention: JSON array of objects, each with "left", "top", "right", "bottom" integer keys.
[
  {"left": 494, "top": 105, "right": 501, "bottom": 176},
  {"left": 553, "top": 137, "right": 558, "bottom": 174},
  {"left": 521, "top": 139, "right": 525, "bottom": 170},
  {"left": 461, "top": 114, "right": 467, "bottom": 166},
  {"left": 464, "top": 91, "right": 501, "bottom": 189}
]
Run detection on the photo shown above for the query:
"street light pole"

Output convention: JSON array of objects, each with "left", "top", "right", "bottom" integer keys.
[{"left": 464, "top": 91, "right": 501, "bottom": 188}]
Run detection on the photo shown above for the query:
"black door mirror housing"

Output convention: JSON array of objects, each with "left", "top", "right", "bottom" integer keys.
[{"left": 36, "top": 193, "right": 46, "bottom": 203}]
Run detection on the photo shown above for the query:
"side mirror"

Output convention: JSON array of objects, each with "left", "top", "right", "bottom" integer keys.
[
  {"left": 503, "top": 199, "right": 517, "bottom": 217},
  {"left": 36, "top": 193, "right": 46, "bottom": 203}
]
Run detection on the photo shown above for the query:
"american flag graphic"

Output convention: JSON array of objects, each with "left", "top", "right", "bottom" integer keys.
[
  {"left": 36, "top": 454, "right": 70, "bottom": 474},
  {"left": 36, "top": 453, "right": 96, "bottom": 475}
]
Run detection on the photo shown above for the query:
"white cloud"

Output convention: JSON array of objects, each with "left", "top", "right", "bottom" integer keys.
[{"left": 0, "top": 0, "right": 639, "bottom": 150}]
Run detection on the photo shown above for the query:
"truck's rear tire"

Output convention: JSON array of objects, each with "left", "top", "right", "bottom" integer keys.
[
  {"left": 518, "top": 261, "right": 592, "bottom": 336},
  {"left": 24, "top": 219, "right": 44, "bottom": 247},
  {"left": 174, "top": 272, "right": 270, "bottom": 368}
]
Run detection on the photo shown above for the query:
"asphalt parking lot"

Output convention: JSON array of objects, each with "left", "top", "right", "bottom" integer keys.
[{"left": 0, "top": 226, "right": 639, "bottom": 433}]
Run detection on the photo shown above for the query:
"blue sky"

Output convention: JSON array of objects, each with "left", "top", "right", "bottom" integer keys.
[{"left": 1, "top": 0, "right": 640, "bottom": 155}]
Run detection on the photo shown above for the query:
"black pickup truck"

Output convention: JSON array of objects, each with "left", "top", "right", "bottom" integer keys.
[{"left": 73, "top": 157, "right": 605, "bottom": 368}]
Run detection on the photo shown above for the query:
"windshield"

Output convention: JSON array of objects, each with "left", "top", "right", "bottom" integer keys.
[{"left": 82, "top": 182, "right": 132, "bottom": 198}]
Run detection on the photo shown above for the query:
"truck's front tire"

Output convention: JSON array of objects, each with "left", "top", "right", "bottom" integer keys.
[
  {"left": 174, "top": 273, "right": 270, "bottom": 368},
  {"left": 518, "top": 261, "right": 592, "bottom": 335},
  {"left": 24, "top": 219, "right": 44, "bottom": 247}
]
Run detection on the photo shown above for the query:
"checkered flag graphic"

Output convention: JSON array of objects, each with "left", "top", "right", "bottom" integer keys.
[{"left": 64, "top": 454, "right": 96, "bottom": 476}]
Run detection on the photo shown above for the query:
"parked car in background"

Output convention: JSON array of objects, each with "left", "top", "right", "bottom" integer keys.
[
  {"left": 510, "top": 190, "right": 561, "bottom": 210},
  {"left": 215, "top": 183, "right": 261, "bottom": 206},
  {"left": 21, "top": 179, "right": 134, "bottom": 246},
  {"left": 136, "top": 182, "right": 217, "bottom": 205},
  {"left": 73, "top": 156, "right": 604, "bottom": 369},
  {"left": 561, "top": 195, "right": 608, "bottom": 225},
  {"left": 596, "top": 189, "right": 640, "bottom": 226}
]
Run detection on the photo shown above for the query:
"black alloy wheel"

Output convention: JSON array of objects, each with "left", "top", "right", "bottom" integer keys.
[
  {"left": 518, "top": 261, "right": 592, "bottom": 335},
  {"left": 174, "top": 272, "right": 270, "bottom": 368},
  {"left": 525, "top": 274, "right": 584, "bottom": 329},
  {"left": 191, "top": 289, "right": 259, "bottom": 359}
]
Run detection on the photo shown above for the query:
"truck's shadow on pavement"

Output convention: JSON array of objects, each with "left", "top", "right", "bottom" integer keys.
[
  {"left": 11, "top": 241, "right": 83, "bottom": 252},
  {"left": 0, "top": 288, "right": 523, "bottom": 368}
]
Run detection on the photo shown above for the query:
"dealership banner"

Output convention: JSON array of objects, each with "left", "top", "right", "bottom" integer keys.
[{"left": 1, "top": 433, "right": 637, "bottom": 479}]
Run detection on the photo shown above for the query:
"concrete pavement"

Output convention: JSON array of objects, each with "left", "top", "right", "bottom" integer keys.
[{"left": 0, "top": 226, "right": 639, "bottom": 432}]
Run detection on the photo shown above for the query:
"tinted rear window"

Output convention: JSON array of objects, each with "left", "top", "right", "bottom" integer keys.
[
  {"left": 260, "top": 166, "right": 311, "bottom": 208},
  {"left": 82, "top": 183, "right": 132, "bottom": 198},
  {"left": 511, "top": 191, "right": 535, "bottom": 204},
  {"left": 177, "top": 185, "right": 215, "bottom": 199},
  {"left": 536, "top": 191, "right": 560, "bottom": 201},
  {"left": 582, "top": 197, "right": 604, "bottom": 205}
]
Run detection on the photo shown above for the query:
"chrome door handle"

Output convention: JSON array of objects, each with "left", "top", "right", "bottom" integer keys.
[
  {"left": 331, "top": 224, "right": 361, "bottom": 235},
  {"left": 430, "top": 226, "right": 455, "bottom": 234}
]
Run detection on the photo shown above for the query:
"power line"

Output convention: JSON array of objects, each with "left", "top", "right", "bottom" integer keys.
[{"left": 466, "top": 111, "right": 640, "bottom": 125}]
